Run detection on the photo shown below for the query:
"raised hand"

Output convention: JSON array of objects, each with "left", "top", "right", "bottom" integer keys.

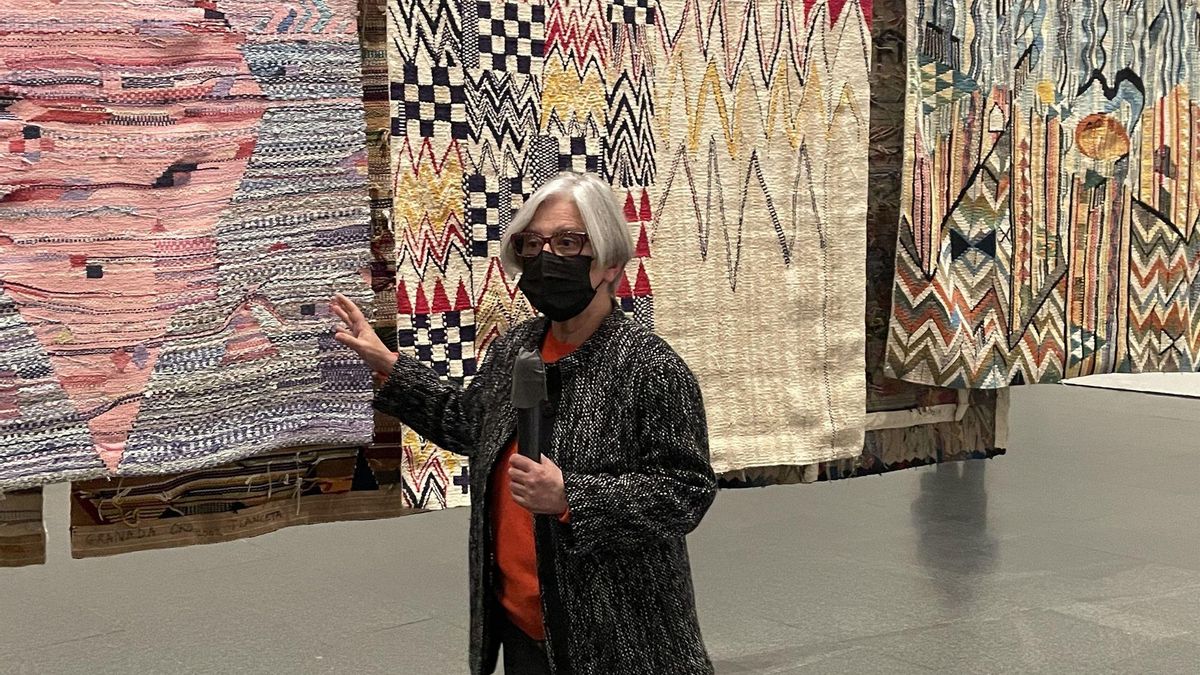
[{"left": 330, "top": 293, "right": 397, "bottom": 374}]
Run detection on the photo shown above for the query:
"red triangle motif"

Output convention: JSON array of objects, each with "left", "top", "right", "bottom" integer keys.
[
  {"left": 454, "top": 280, "right": 473, "bottom": 312},
  {"left": 615, "top": 272, "right": 633, "bottom": 299},
  {"left": 638, "top": 189, "right": 652, "bottom": 222},
  {"left": 431, "top": 278, "right": 452, "bottom": 313},
  {"left": 413, "top": 283, "right": 430, "bottom": 315},
  {"left": 623, "top": 191, "right": 637, "bottom": 223},
  {"left": 633, "top": 262, "right": 652, "bottom": 297},
  {"left": 805, "top": 0, "right": 856, "bottom": 25},
  {"left": 635, "top": 224, "right": 651, "bottom": 258},
  {"left": 396, "top": 280, "right": 413, "bottom": 315}
]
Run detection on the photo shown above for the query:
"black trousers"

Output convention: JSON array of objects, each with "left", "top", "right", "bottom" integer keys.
[{"left": 498, "top": 614, "right": 552, "bottom": 675}]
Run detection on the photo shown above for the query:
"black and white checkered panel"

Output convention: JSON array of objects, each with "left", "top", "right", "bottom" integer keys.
[
  {"left": 466, "top": 173, "right": 505, "bottom": 258},
  {"left": 524, "top": 135, "right": 606, "bottom": 191},
  {"left": 391, "top": 64, "right": 469, "bottom": 139},
  {"left": 465, "top": 173, "right": 534, "bottom": 259},
  {"left": 476, "top": 1, "right": 546, "bottom": 74},
  {"left": 401, "top": 311, "right": 477, "bottom": 381},
  {"left": 556, "top": 135, "right": 604, "bottom": 174}
]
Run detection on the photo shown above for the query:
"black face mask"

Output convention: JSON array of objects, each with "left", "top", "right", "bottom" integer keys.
[{"left": 517, "top": 252, "right": 598, "bottom": 322}]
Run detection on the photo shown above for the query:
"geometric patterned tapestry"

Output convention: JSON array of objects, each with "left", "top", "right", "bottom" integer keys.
[
  {"left": 386, "top": 0, "right": 873, "bottom": 509},
  {"left": 43, "top": 0, "right": 416, "bottom": 563},
  {"left": 886, "top": 0, "right": 1200, "bottom": 387},
  {"left": 0, "top": 0, "right": 374, "bottom": 492},
  {"left": 851, "top": 0, "right": 1004, "bottom": 478}
]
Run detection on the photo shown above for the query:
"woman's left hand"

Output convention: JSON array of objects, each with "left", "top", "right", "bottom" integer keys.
[{"left": 509, "top": 454, "right": 568, "bottom": 515}]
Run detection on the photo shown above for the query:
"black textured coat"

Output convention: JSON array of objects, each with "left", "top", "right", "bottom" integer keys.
[{"left": 375, "top": 305, "right": 717, "bottom": 675}]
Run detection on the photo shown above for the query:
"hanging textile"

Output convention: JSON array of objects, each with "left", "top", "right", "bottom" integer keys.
[
  {"left": 0, "top": 0, "right": 375, "bottom": 491},
  {"left": 386, "top": 0, "right": 874, "bottom": 509},
  {"left": 363, "top": 0, "right": 401, "bottom": 338},
  {"left": 886, "top": 0, "right": 1200, "bottom": 387}
]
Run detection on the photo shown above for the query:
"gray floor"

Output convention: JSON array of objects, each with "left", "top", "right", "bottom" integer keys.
[{"left": 3, "top": 385, "right": 1200, "bottom": 674}]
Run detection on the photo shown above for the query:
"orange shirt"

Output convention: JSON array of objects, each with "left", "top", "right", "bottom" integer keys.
[{"left": 490, "top": 330, "right": 576, "bottom": 641}]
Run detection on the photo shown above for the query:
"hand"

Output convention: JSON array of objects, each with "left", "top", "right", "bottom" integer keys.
[
  {"left": 330, "top": 293, "right": 397, "bottom": 374},
  {"left": 509, "top": 454, "right": 568, "bottom": 515}
]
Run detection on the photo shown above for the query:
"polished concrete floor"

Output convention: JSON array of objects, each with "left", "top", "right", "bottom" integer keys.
[{"left": 3, "top": 384, "right": 1200, "bottom": 674}]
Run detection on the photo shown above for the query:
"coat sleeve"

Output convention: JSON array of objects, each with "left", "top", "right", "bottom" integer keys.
[
  {"left": 373, "top": 336, "right": 507, "bottom": 458},
  {"left": 558, "top": 355, "right": 717, "bottom": 556}
]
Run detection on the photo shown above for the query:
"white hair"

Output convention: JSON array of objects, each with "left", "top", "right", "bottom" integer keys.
[{"left": 500, "top": 172, "right": 633, "bottom": 277}]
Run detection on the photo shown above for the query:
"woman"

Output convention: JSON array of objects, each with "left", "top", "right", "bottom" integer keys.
[{"left": 332, "top": 172, "right": 717, "bottom": 675}]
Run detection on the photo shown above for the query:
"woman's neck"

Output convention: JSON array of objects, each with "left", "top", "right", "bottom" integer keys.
[{"left": 549, "top": 291, "right": 612, "bottom": 345}]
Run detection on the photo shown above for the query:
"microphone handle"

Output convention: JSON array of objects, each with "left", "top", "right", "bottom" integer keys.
[{"left": 516, "top": 406, "right": 542, "bottom": 461}]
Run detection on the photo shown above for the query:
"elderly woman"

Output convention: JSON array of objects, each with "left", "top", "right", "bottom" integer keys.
[{"left": 332, "top": 171, "right": 717, "bottom": 675}]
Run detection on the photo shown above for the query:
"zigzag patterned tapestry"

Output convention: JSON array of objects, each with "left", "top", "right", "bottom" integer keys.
[
  {"left": 649, "top": 0, "right": 870, "bottom": 469},
  {"left": 0, "top": 0, "right": 374, "bottom": 491},
  {"left": 887, "top": 0, "right": 1200, "bottom": 388},
  {"left": 387, "top": 0, "right": 871, "bottom": 507}
]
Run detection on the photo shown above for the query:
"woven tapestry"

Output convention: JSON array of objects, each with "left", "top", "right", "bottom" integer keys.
[
  {"left": 887, "top": 0, "right": 1200, "bottom": 388},
  {"left": 365, "top": 0, "right": 401, "bottom": 334},
  {"left": 650, "top": 0, "right": 871, "bottom": 470},
  {"left": 385, "top": 0, "right": 873, "bottom": 505},
  {"left": 0, "top": 0, "right": 374, "bottom": 491},
  {"left": 0, "top": 488, "right": 45, "bottom": 567}
]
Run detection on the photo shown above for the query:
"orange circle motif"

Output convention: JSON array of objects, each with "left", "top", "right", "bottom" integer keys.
[{"left": 1075, "top": 113, "right": 1131, "bottom": 160}]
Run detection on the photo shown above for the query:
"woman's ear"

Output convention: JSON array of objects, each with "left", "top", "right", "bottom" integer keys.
[{"left": 604, "top": 265, "right": 622, "bottom": 287}]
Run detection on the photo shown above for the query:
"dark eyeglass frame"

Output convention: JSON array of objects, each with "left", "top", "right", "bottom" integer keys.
[{"left": 510, "top": 230, "right": 591, "bottom": 259}]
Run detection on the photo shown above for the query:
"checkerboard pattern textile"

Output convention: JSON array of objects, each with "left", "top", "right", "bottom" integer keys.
[
  {"left": 391, "top": 63, "right": 469, "bottom": 138},
  {"left": 398, "top": 310, "right": 477, "bottom": 381},
  {"left": 465, "top": 173, "right": 533, "bottom": 258},
  {"left": 476, "top": 1, "right": 546, "bottom": 74}
]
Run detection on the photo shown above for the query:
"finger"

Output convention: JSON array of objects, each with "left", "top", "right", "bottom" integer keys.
[
  {"left": 333, "top": 331, "right": 369, "bottom": 352},
  {"left": 339, "top": 295, "right": 366, "bottom": 325},
  {"left": 539, "top": 455, "right": 558, "bottom": 469},
  {"left": 332, "top": 293, "right": 366, "bottom": 327},
  {"left": 509, "top": 464, "right": 538, "bottom": 484},
  {"left": 330, "top": 304, "right": 350, "bottom": 324},
  {"left": 332, "top": 294, "right": 351, "bottom": 314},
  {"left": 510, "top": 455, "right": 537, "bottom": 472}
]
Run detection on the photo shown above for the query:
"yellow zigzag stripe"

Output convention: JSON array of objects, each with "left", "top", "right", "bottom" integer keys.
[
  {"left": 393, "top": 150, "right": 464, "bottom": 239},
  {"left": 540, "top": 61, "right": 607, "bottom": 131}
]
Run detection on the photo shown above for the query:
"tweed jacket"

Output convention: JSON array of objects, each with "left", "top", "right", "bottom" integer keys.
[{"left": 374, "top": 305, "right": 717, "bottom": 675}]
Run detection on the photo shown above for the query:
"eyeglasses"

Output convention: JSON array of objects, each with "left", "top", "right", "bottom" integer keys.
[{"left": 510, "top": 231, "right": 590, "bottom": 259}]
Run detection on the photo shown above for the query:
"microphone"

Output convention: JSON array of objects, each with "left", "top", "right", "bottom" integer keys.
[{"left": 511, "top": 347, "right": 548, "bottom": 461}]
